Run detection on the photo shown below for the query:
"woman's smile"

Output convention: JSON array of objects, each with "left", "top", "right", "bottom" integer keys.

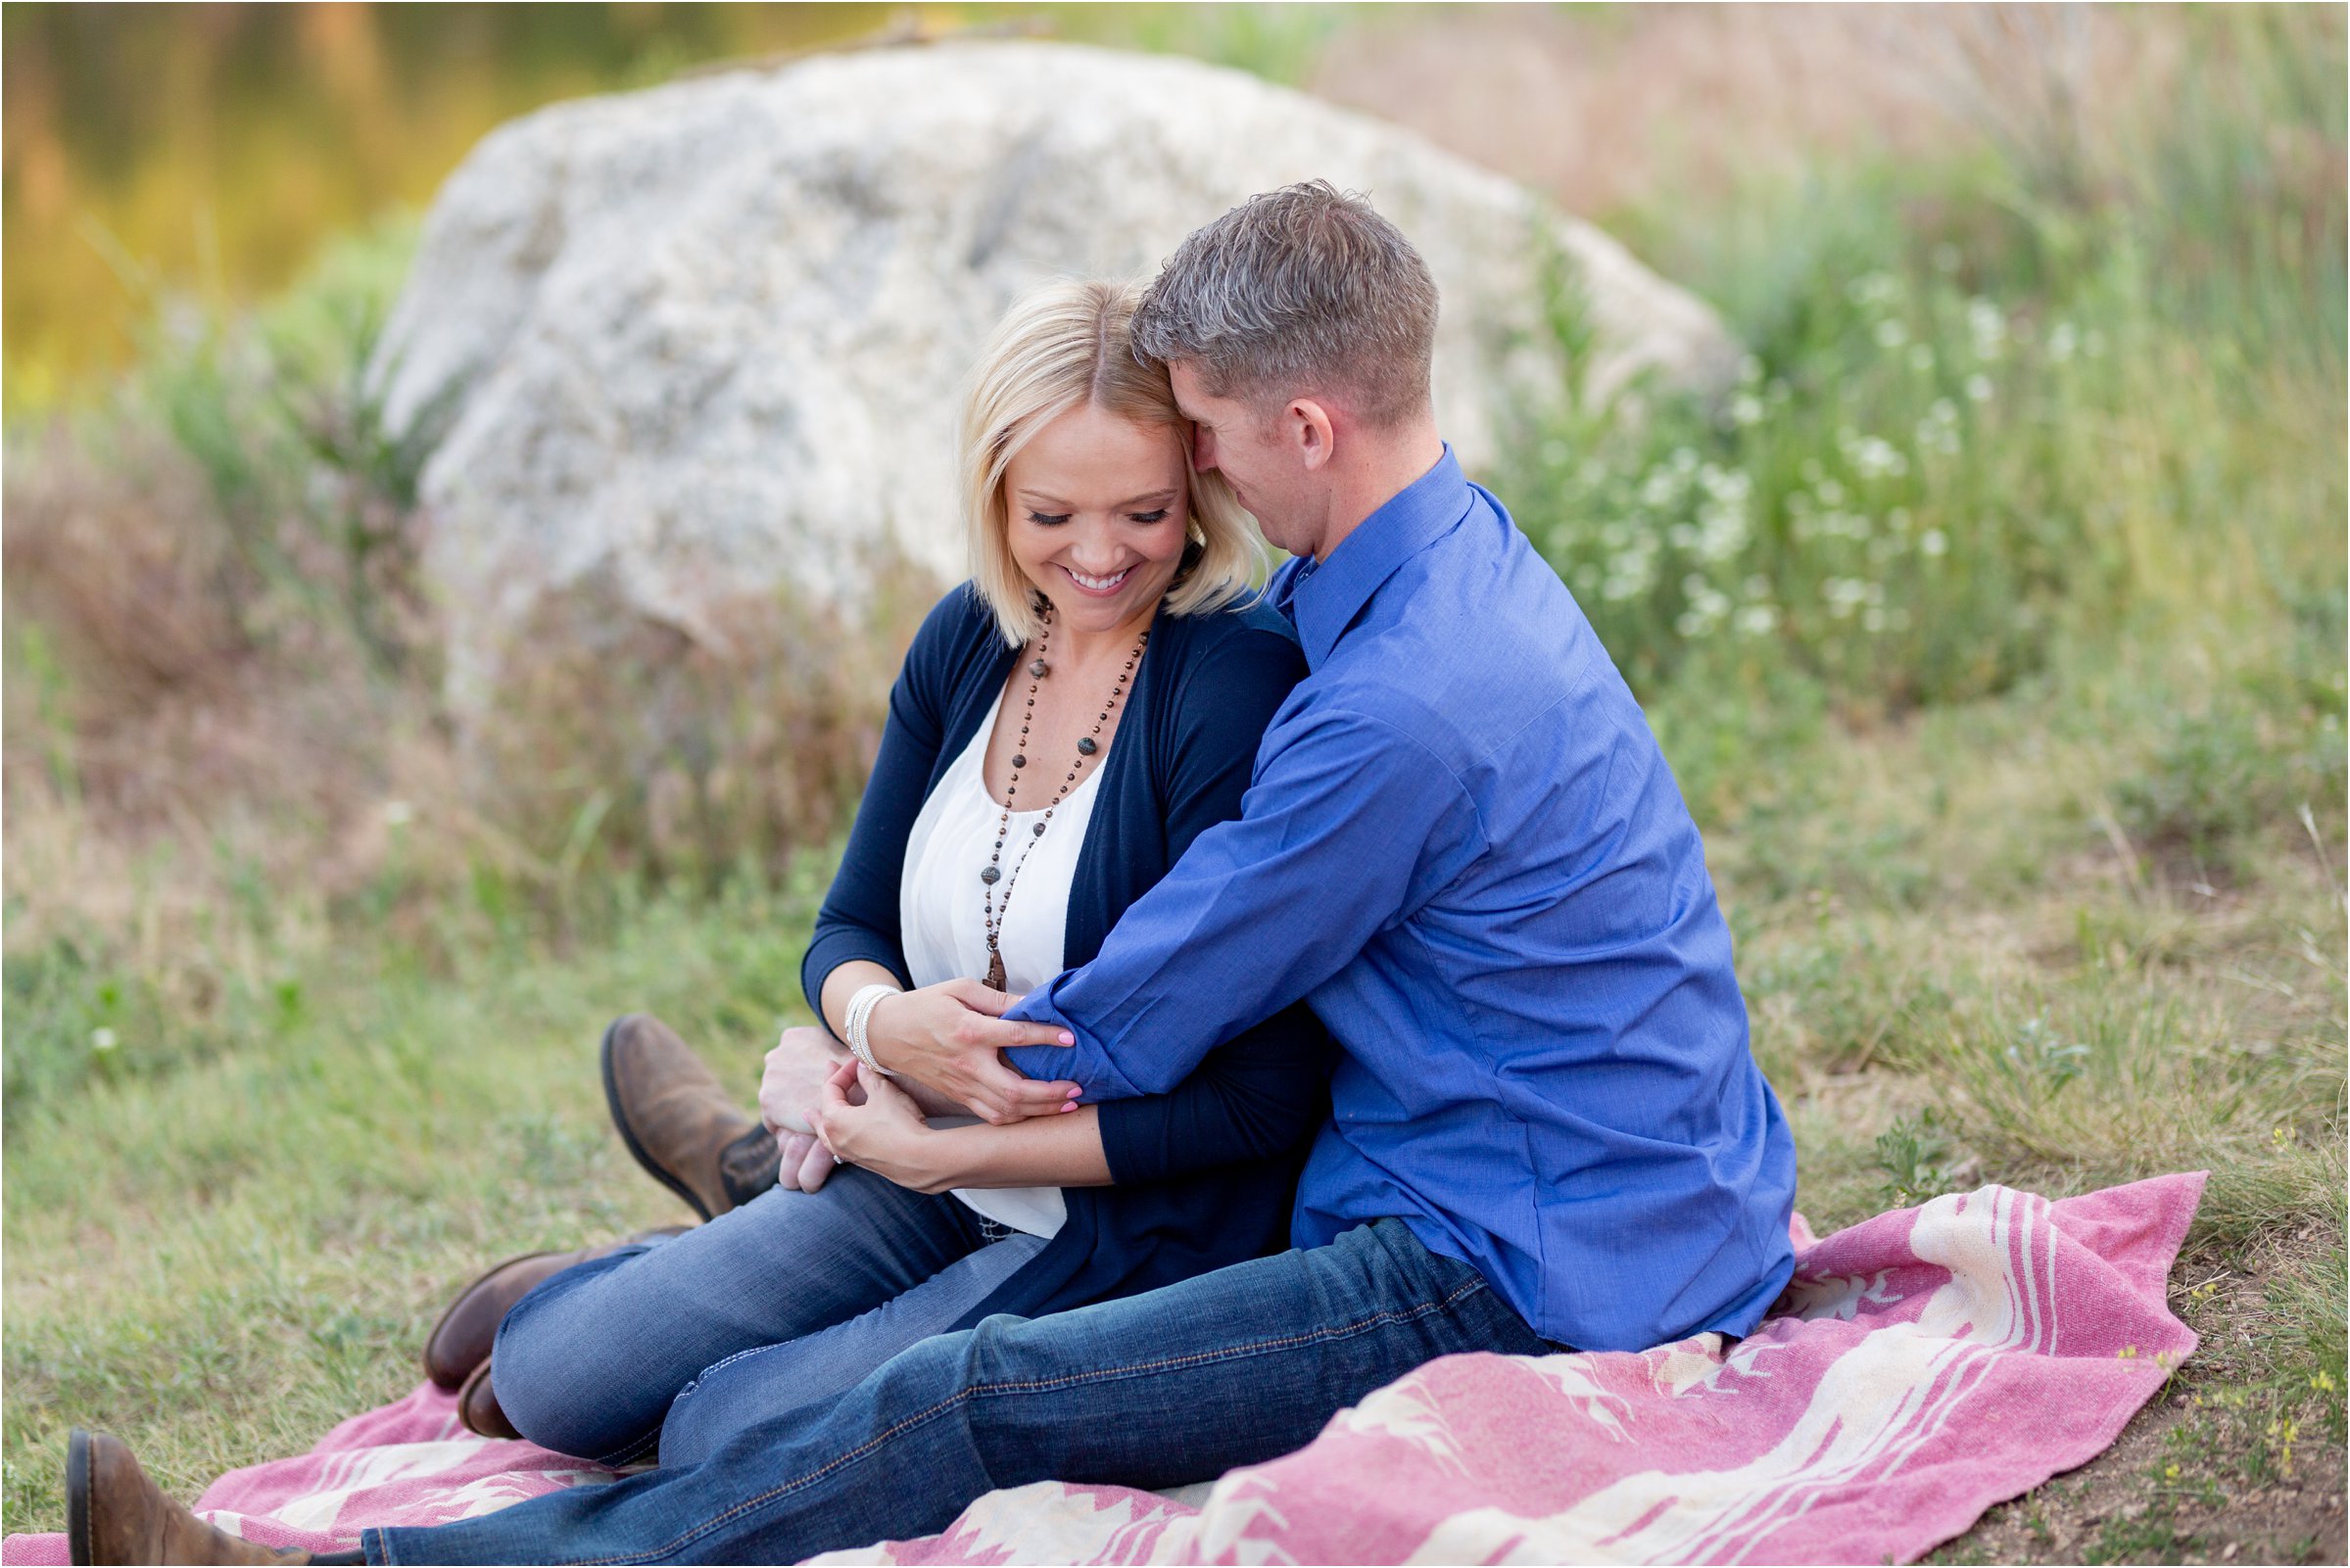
[{"left": 1060, "top": 562, "right": 1137, "bottom": 596}]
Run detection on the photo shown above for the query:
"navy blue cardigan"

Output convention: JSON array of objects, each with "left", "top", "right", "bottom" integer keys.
[{"left": 802, "top": 584, "right": 1335, "bottom": 1330}]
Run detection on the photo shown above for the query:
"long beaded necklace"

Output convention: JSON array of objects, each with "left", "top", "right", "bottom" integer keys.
[{"left": 979, "top": 606, "right": 1149, "bottom": 992}]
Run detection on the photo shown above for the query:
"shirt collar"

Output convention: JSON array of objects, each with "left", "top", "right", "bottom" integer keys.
[{"left": 1286, "top": 444, "right": 1471, "bottom": 668}]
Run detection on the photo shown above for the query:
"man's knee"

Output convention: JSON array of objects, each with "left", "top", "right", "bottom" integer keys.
[{"left": 816, "top": 1319, "right": 1023, "bottom": 1454}]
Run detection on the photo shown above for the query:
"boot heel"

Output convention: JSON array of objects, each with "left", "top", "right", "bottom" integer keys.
[{"left": 66, "top": 1429, "right": 91, "bottom": 1567}]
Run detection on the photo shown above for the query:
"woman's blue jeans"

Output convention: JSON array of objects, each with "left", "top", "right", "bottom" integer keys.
[
  {"left": 490, "top": 1165, "right": 1045, "bottom": 1467},
  {"left": 369, "top": 1217, "right": 1552, "bottom": 1564}
]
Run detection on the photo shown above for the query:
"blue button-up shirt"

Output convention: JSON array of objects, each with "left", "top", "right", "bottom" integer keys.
[{"left": 1010, "top": 448, "right": 1797, "bottom": 1352}]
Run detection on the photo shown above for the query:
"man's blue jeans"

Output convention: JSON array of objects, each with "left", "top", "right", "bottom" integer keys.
[{"left": 367, "top": 1217, "right": 1550, "bottom": 1564}]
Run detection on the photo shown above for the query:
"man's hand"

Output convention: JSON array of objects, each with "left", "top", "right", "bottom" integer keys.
[
  {"left": 759, "top": 1025, "right": 847, "bottom": 1192},
  {"left": 867, "top": 978, "right": 1079, "bottom": 1125},
  {"left": 809, "top": 1061, "right": 953, "bottom": 1193}
]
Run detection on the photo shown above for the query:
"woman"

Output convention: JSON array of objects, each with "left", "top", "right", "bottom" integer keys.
[
  {"left": 61, "top": 282, "right": 1332, "bottom": 1560},
  {"left": 433, "top": 276, "right": 1332, "bottom": 1473}
]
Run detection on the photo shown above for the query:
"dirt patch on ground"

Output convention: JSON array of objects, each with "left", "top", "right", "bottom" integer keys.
[
  {"left": 1935, "top": 1239, "right": 2349, "bottom": 1565},
  {"left": 1944, "top": 1398, "right": 2346, "bottom": 1565}
]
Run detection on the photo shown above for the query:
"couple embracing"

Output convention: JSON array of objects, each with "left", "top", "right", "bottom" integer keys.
[{"left": 71, "top": 182, "right": 1798, "bottom": 1566}]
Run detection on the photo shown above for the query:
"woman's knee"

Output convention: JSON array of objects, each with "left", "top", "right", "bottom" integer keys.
[
  {"left": 487, "top": 1256, "right": 655, "bottom": 1459},
  {"left": 490, "top": 1331, "right": 647, "bottom": 1460}
]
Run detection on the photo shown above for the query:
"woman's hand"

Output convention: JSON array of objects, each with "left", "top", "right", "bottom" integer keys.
[
  {"left": 809, "top": 1060, "right": 955, "bottom": 1194},
  {"left": 865, "top": 979, "right": 1080, "bottom": 1125},
  {"left": 759, "top": 1026, "right": 846, "bottom": 1192}
]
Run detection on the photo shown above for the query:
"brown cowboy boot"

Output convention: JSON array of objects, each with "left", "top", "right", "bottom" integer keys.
[
  {"left": 68, "top": 1430, "right": 308, "bottom": 1564},
  {"left": 420, "top": 1226, "right": 690, "bottom": 1390},
  {"left": 600, "top": 1015, "right": 779, "bottom": 1220},
  {"left": 454, "top": 1358, "right": 518, "bottom": 1440}
]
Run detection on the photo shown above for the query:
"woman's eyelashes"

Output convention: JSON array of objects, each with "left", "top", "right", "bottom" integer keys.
[{"left": 1024, "top": 509, "right": 1172, "bottom": 526}]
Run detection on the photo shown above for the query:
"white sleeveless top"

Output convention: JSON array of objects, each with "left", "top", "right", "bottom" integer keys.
[{"left": 897, "top": 689, "right": 1105, "bottom": 1237}]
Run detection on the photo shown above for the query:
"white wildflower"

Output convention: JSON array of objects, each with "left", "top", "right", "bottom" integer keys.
[
  {"left": 1695, "top": 466, "right": 1752, "bottom": 560},
  {"left": 1842, "top": 431, "right": 1909, "bottom": 481},
  {"left": 1736, "top": 603, "right": 1780, "bottom": 637},
  {"left": 1916, "top": 399, "right": 1962, "bottom": 457},
  {"left": 1846, "top": 271, "right": 1899, "bottom": 309},
  {"left": 1920, "top": 529, "right": 1950, "bottom": 557},
  {"left": 1966, "top": 373, "right": 1994, "bottom": 404},
  {"left": 383, "top": 799, "right": 415, "bottom": 828},
  {"left": 1821, "top": 578, "right": 1870, "bottom": 618},
  {"left": 1967, "top": 298, "right": 2006, "bottom": 360},
  {"left": 1729, "top": 392, "right": 1764, "bottom": 427},
  {"left": 1874, "top": 317, "right": 1910, "bottom": 351},
  {"left": 1675, "top": 581, "right": 1733, "bottom": 638},
  {"left": 91, "top": 1027, "right": 119, "bottom": 1052},
  {"left": 2047, "top": 321, "right": 2079, "bottom": 362},
  {"left": 1602, "top": 544, "right": 1657, "bottom": 601}
]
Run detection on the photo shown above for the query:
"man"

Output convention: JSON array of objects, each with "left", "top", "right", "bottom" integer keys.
[{"left": 69, "top": 182, "right": 1795, "bottom": 1565}]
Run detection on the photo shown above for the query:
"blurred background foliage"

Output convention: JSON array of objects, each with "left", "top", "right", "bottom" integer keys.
[
  {"left": 4, "top": 7, "right": 2343, "bottom": 1552},
  {"left": 2, "top": 2, "right": 1354, "bottom": 410}
]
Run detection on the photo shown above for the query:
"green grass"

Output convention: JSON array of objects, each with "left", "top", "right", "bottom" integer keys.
[{"left": 1, "top": 876, "right": 828, "bottom": 1530}]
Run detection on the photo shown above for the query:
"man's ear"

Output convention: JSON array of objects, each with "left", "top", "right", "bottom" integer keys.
[{"left": 1285, "top": 398, "right": 1338, "bottom": 472}]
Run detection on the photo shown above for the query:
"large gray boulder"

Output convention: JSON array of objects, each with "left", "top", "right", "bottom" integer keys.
[{"left": 374, "top": 39, "right": 1737, "bottom": 711}]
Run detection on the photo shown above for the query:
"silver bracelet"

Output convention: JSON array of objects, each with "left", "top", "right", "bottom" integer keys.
[{"left": 844, "top": 983, "right": 901, "bottom": 1075}]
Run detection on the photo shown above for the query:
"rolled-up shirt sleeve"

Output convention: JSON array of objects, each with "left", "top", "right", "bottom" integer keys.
[{"left": 1006, "top": 705, "right": 1483, "bottom": 1099}]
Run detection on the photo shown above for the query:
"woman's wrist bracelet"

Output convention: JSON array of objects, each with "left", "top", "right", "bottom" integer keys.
[{"left": 844, "top": 983, "right": 902, "bottom": 1075}]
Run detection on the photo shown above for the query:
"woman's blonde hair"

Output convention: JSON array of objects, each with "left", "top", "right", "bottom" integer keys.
[{"left": 960, "top": 278, "right": 1263, "bottom": 647}]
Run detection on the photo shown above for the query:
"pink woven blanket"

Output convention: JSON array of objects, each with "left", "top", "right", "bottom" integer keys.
[{"left": 4, "top": 1173, "right": 2203, "bottom": 1566}]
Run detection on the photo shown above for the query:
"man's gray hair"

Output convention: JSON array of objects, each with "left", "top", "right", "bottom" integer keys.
[{"left": 1131, "top": 181, "right": 1438, "bottom": 428}]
